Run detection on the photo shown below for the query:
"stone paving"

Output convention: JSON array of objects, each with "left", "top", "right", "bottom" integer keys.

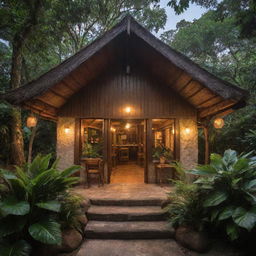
[{"left": 74, "top": 183, "right": 173, "bottom": 201}]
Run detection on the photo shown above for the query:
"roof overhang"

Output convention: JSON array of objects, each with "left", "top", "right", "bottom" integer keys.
[{"left": 0, "top": 15, "right": 248, "bottom": 121}]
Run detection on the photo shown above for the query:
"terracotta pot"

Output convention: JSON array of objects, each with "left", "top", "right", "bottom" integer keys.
[{"left": 160, "top": 157, "right": 166, "bottom": 164}]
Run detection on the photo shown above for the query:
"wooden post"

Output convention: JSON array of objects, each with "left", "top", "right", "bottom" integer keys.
[
  {"left": 203, "top": 125, "right": 210, "bottom": 164},
  {"left": 74, "top": 118, "right": 81, "bottom": 165},
  {"left": 145, "top": 119, "right": 152, "bottom": 183},
  {"left": 103, "top": 119, "right": 111, "bottom": 183}
]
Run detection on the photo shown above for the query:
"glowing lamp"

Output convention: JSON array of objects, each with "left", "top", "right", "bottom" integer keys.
[
  {"left": 125, "top": 123, "right": 131, "bottom": 129},
  {"left": 214, "top": 118, "right": 224, "bottom": 129},
  {"left": 64, "top": 126, "right": 70, "bottom": 134},
  {"left": 27, "top": 115, "right": 37, "bottom": 128},
  {"left": 184, "top": 128, "right": 191, "bottom": 134},
  {"left": 124, "top": 106, "right": 131, "bottom": 113},
  {"left": 111, "top": 127, "right": 116, "bottom": 132}
]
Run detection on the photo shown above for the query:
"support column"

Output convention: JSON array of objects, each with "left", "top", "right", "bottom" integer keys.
[
  {"left": 203, "top": 125, "right": 210, "bottom": 164},
  {"left": 146, "top": 119, "right": 154, "bottom": 183}
]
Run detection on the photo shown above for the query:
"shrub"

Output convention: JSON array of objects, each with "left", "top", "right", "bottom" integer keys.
[
  {"left": 0, "top": 154, "right": 81, "bottom": 255},
  {"left": 166, "top": 180, "right": 204, "bottom": 231},
  {"left": 191, "top": 149, "right": 256, "bottom": 241},
  {"left": 167, "top": 149, "right": 256, "bottom": 242}
]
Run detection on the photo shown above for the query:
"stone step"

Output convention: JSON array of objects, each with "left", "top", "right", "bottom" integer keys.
[
  {"left": 85, "top": 221, "right": 175, "bottom": 239},
  {"left": 77, "top": 239, "right": 184, "bottom": 256},
  {"left": 87, "top": 205, "right": 167, "bottom": 221},
  {"left": 90, "top": 198, "right": 163, "bottom": 206}
]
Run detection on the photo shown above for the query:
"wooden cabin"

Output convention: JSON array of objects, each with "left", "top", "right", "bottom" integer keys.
[{"left": 1, "top": 15, "right": 248, "bottom": 184}]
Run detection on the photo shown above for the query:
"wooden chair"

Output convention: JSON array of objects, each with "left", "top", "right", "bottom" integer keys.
[{"left": 84, "top": 158, "right": 104, "bottom": 188}]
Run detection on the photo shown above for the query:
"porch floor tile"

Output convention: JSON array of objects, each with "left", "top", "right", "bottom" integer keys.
[{"left": 74, "top": 184, "right": 173, "bottom": 201}]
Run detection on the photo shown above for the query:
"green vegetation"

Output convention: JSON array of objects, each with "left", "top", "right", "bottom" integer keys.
[
  {"left": 167, "top": 149, "right": 256, "bottom": 242},
  {"left": 153, "top": 144, "right": 174, "bottom": 162},
  {"left": 0, "top": 154, "right": 82, "bottom": 255}
]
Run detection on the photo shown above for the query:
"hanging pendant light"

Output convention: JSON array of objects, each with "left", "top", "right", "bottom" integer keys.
[
  {"left": 213, "top": 118, "right": 224, "bottom": 129},
  {"left": 27, "top": 114, "right": 37, "bottom": 128}
]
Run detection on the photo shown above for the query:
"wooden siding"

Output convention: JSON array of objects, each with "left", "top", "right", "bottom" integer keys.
[{"left": 59, "top": 68, "right": 196, "bottom": 119}]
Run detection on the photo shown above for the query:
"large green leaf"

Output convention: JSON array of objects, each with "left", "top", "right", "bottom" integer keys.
[
  {"left": 0, "top": 240, "right": 31, "bottom": 256},
  {"left": 190, "top": 165, "right": 217, "bottom": 176},
  {"left": 218, "top": 206, "right": 235, "bottom": 220},
  {"left": 29, "top": 219, "right": 62, "bottom": 245},
  {"left": 0, "top": 169, "right": 17, "bottom": 180},
  {"left": 61, "top": 165, "right": 81, "bottom": 177},
  {"left": 232, "top": 207, "right": 256, "bottom": 231},
  {"left": 203, "top": 191, "right": 228, "bottom": 207},
  {"left": 226, "top": 223, "right": 239, "bottom": 241},
  {"left": 0, "top": 216, "right": 26, "bottom": 237},
  {"left": 210, "top": 153, "right": 223, "bottom": 169},
  {"left": 36, "top": 200, "right": 61, "bottom": 213},
  {"left": 233, "top": 158, "right": 249, "bottom": 172},
  {"left": 244, "top": 179, "right": 256, "bottom": 190},
  {"left": 0, "top": 197, "right": 30, "bottom": 216},
  {"left": 223, "top": 149, "right": 237, "bottom": 167}
]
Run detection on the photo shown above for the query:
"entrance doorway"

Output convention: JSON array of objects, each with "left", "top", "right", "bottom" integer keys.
[{"left": 110, "top": 119, "right": 145, "bottom": 184}]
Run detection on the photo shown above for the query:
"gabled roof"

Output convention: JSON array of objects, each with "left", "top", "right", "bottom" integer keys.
[{"left": 1, "top": 15, "right": 248, "bottom": 120}]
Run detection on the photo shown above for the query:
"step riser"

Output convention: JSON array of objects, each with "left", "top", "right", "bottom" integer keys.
[
  {"left": 87, "top": 213, "right": 167, "bottom": 221},
  {"left": 85, "top": 231, "right": 174, "bottom": 239},
  {"left": 91, "top": 199, "right": 163, "bottom": 206}
]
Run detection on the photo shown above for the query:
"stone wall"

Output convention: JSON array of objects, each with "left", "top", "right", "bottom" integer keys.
[
  {"left": 56, "top": 117, "right": 75, "bottom": 170},
  {"left": 179, "top": 117, "right": 198, "bottom": 182}
]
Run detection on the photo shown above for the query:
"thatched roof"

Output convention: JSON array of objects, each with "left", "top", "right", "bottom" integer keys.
[{"left": 1, "top": 15, "right": 248, "bottom": 120}]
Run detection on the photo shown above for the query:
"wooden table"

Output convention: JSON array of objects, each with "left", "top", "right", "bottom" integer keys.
[{"left": 155, "top": 163, "right": 173, "bottom": 185}]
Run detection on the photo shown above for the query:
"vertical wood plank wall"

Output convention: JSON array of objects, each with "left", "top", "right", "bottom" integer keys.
[{"left": 59, "top": 68, "right": 196, "bottom": 119}]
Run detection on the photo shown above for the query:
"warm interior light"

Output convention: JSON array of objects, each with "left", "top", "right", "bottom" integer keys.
[
  {"left": 124, "top": 106, "right": 131, "bottom": 113},
  {"left": 111, "top": 127, "right": 116, "bottom": 132},
  {"left": 213, "top": 118, "right": 224, "bottom": 129},
  {"left": 172, "top": 128, "right": 175, "bottom": 134},
  {"left": 64, "top": 126, "right": 70, "bottom": 134},
  {"left": 185, "top": 128, "right": 191, "bottom": 134},
  {"left": 125, "top": 123, "right": 131, "bottom": 129},
  {"left": 27, "top": 115, "right": 37, "bottom": 128}
]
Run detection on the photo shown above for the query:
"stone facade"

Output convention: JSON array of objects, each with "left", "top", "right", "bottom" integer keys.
[
  {"left": 179, "top": 117, "right": 198, "bottom": 182},
  {"left": 56, "top": 117, "right": 75, "bottom": 170}
]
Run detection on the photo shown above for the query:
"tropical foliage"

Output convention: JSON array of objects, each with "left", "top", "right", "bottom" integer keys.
[
  {"left": 167, "top": 149, "right": 256, "bottom": 242},
  {"left": 0, "top": 154, "right": 82, "bottom": 255}
]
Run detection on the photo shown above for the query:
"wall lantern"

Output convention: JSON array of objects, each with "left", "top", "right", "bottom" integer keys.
[
  {"left": 213, "top": 118, "right": 224, "bottom": 129},
  {"left": 184, "top": 128, "right": 191, "bottom": 134},
  {"left": 27, "top": 115, "right": 37, "bottom": 128},
  {"left": 124, "top": 106, "right": 132, "bottom": 113},
  {"left": 125, "top": 123, "right": 131, "bottom": 129},
  {"left": 64, "top": 125, "right": 70, "bottom": 134}
]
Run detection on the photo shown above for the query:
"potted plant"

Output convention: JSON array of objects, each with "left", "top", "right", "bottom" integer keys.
[
  {"left": 82, "top": 142, "right": 102, "bottom": 159},
  {"left": 153, "top": 144, "right": 173, "bottom": 164}
]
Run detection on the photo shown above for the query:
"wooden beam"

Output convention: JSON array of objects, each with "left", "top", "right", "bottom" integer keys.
[
  {"left": 62, "top": 80, "right": 77, "bottom": 93},
  {"left": 178, "top": 79, "right": 193, "bottom": 93},
  {"left": 186, "top": 87, "right": 204, "bottom": 100},
  {"left": 23, "top": 103, "right": 57, "bottom": 121},
  {"left": 199, "top": 100, "right": 235, "bottom": 118},
  {"left": 30, "top": 99, "right": 58, "bottom": 115},
  {"left": 49, "top": 88, "right": 68, "bottom": 100},
  {"left": 197, "top": 95, "right": 220, "bottom": 108}
]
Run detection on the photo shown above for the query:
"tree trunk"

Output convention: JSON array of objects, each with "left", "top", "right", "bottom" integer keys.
[
  {"left": 10, "top": 41, "right": 25, "bottom": 166},
  {"left": 9, "top": 0, "right": 43, "bottom": 166},
  {"left": 28, "top": 125, "right": 37, "bottom": 164}
]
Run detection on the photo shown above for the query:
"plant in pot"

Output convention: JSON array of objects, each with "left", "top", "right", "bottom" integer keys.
[
  {"left": 82, "top": 142, "right": 101, "bottom": 159},
  {"left": 153, "top": 144, "right": 173, "bottom": 164}
]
